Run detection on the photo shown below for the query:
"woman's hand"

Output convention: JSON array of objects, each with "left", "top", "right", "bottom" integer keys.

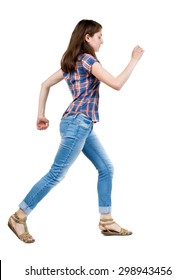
[
  {"left": 131, "top": 45, "right": 144, "bottom": 61},
  {"left": 36, "top": 117, "right": 49, "bottom": 130}
]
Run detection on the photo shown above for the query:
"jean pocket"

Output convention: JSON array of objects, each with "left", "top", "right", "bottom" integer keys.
[{"left": 60, "top": 118, "right": 72, "bottom": 137}]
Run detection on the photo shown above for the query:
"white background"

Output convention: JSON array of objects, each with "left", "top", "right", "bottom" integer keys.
[{"left": 0, "top": 0, "right": 195, "bottom": 279}]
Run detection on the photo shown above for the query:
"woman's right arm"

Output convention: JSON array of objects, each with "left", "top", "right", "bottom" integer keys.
[
  {"left": 92, "top": 45, "right": 144, "bottom": 91},
  {"left": 37, "top": 69, "right": 64, "bottom": 130}
]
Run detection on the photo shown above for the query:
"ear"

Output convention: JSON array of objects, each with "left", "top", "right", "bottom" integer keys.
[{"left": 85, "top": 34, "right": 91, "bottom": 42}]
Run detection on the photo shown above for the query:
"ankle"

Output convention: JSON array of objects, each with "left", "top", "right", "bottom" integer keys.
[
  {"left": 100, "top": 213, "right": 112, "bottom": 220},
  {"left": 16, "top": 209, "right": 28, "bottom": 219}
]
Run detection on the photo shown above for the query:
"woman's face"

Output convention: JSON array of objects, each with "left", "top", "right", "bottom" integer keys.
[{"left": 85, "top": 29, "right": 103, "bottom": 52}]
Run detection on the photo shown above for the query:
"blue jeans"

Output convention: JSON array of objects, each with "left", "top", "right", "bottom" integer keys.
[{"left": 19, "top": 114, "right": 114, "bottom": 214}]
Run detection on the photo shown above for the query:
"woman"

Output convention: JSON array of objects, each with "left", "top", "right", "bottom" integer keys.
[{"left": 8, "top": 19, "right": 144, "bottom": 243}]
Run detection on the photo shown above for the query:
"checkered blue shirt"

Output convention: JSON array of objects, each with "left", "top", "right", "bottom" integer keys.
[{"left": 63, "top": 53, "right": 100, "bottom": 122}]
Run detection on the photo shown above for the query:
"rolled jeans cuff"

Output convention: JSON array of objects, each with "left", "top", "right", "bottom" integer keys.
[
  {"left": 19, "top": 201, "right": 33, "bottom": 215},
  {"left": 99, "top": 206, "right": 112, "bottom": 214}
]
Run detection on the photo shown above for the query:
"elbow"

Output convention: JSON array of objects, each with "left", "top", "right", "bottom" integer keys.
[
  {"left": 113, "top": 83, "right": 122, "bottom": 91},
  {"left": 115, "top": 85, "right": 122, "bottom": 91},
  {"left": 112, "top": 79, "right": 123, "bottom": 91}
]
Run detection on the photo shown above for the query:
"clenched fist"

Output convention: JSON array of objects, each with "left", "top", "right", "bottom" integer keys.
[
  {"left": 36, "top": 117, "right": 49, "bottom": 130},
  {"left": 132, "top": 45, "right": 144, "bottom": 61}
]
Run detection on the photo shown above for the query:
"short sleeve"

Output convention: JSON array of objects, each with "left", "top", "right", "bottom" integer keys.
[
  {"left": 81, "top": 54, "right": 97, "bottom": 73},
  {"left": 63, "top": 72, "right": 70, "bottom": 80}
]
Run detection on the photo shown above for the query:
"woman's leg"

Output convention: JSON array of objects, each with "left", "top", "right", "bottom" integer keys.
[
  {"left": 82, "top": 130, "right": 132, "bottom": 235},
  {"left": 82, "top": 129, "right": 114, "bottom": 213},
  {"left": 9, "top": 114, "right": 93, "bottom": 242}
]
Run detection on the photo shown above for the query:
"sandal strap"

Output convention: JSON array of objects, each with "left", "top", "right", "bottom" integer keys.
[
  {"left": 11, "top": 213, "right": 28, "bottom": 232},
  {"left": 99, "top": 219, "right": 115, "bottom": 231},
  {"left": 99, "top": 218, "right": 114, "bottom": 225},
  {"left": 120, "top": 228, "right": 130, "bottom": 235},
  {"left": 8, "top": 213, "right": 35, "bottom": 243},
  {"left": 11, "top": 213, "right": 27, "bottom": 224},
  {"left": 19, "top": 231, "right": 33, "bottom": 242},
  {"left": 99, "top": 219, "right": 132, "bottom": 235},
  {"left": 99, "top": 221, "right": 115, "bottom": 226}
]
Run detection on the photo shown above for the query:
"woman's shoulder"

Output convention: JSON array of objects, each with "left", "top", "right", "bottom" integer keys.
[
  {"left": 79, "top": 53, "right": 97, "bottom": 61},
  {"left": 77, "top": 53, "right": 98, "bottom": 73}
]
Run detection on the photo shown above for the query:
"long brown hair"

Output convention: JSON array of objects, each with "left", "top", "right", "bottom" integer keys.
[{"left": 61, "top": 19, "right": 102, "bottom": 73}]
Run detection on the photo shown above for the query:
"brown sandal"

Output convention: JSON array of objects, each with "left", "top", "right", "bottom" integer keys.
[
  {"left": 99, "top": 218, "right": 132, "bottom": 236},
  {"left": 8, "top": 213, "right": 35, "bottom": 243}
]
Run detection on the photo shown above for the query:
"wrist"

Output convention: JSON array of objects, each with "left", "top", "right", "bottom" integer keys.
[
  {"left": 37, "top": 115, "right": 45, "bottom": 119},
  {"left": 130, "top": 57, "right": 138, "bottom": 65}
]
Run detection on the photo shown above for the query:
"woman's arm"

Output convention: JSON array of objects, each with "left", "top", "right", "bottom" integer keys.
[
  {"left": 92, "top": 45, "right": 144, "bottom": 90},
  {"left": 37, "top": 69, "right": 64, "bottom": 130}
]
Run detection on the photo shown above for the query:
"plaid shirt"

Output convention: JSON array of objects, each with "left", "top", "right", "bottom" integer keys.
[{"left": 62, "top": 53, "right": 100, "bottom": 122}]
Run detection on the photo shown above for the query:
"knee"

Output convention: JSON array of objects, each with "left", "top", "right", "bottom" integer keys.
[
  {"left": 47, "top": 164, "right": 67, "bottom": 184},
  {"left": 99, "top": 162, "right": 114, "bottom": 178},
  {"left": 108, "top": 163, "right": 114, "bottom": 177}
]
